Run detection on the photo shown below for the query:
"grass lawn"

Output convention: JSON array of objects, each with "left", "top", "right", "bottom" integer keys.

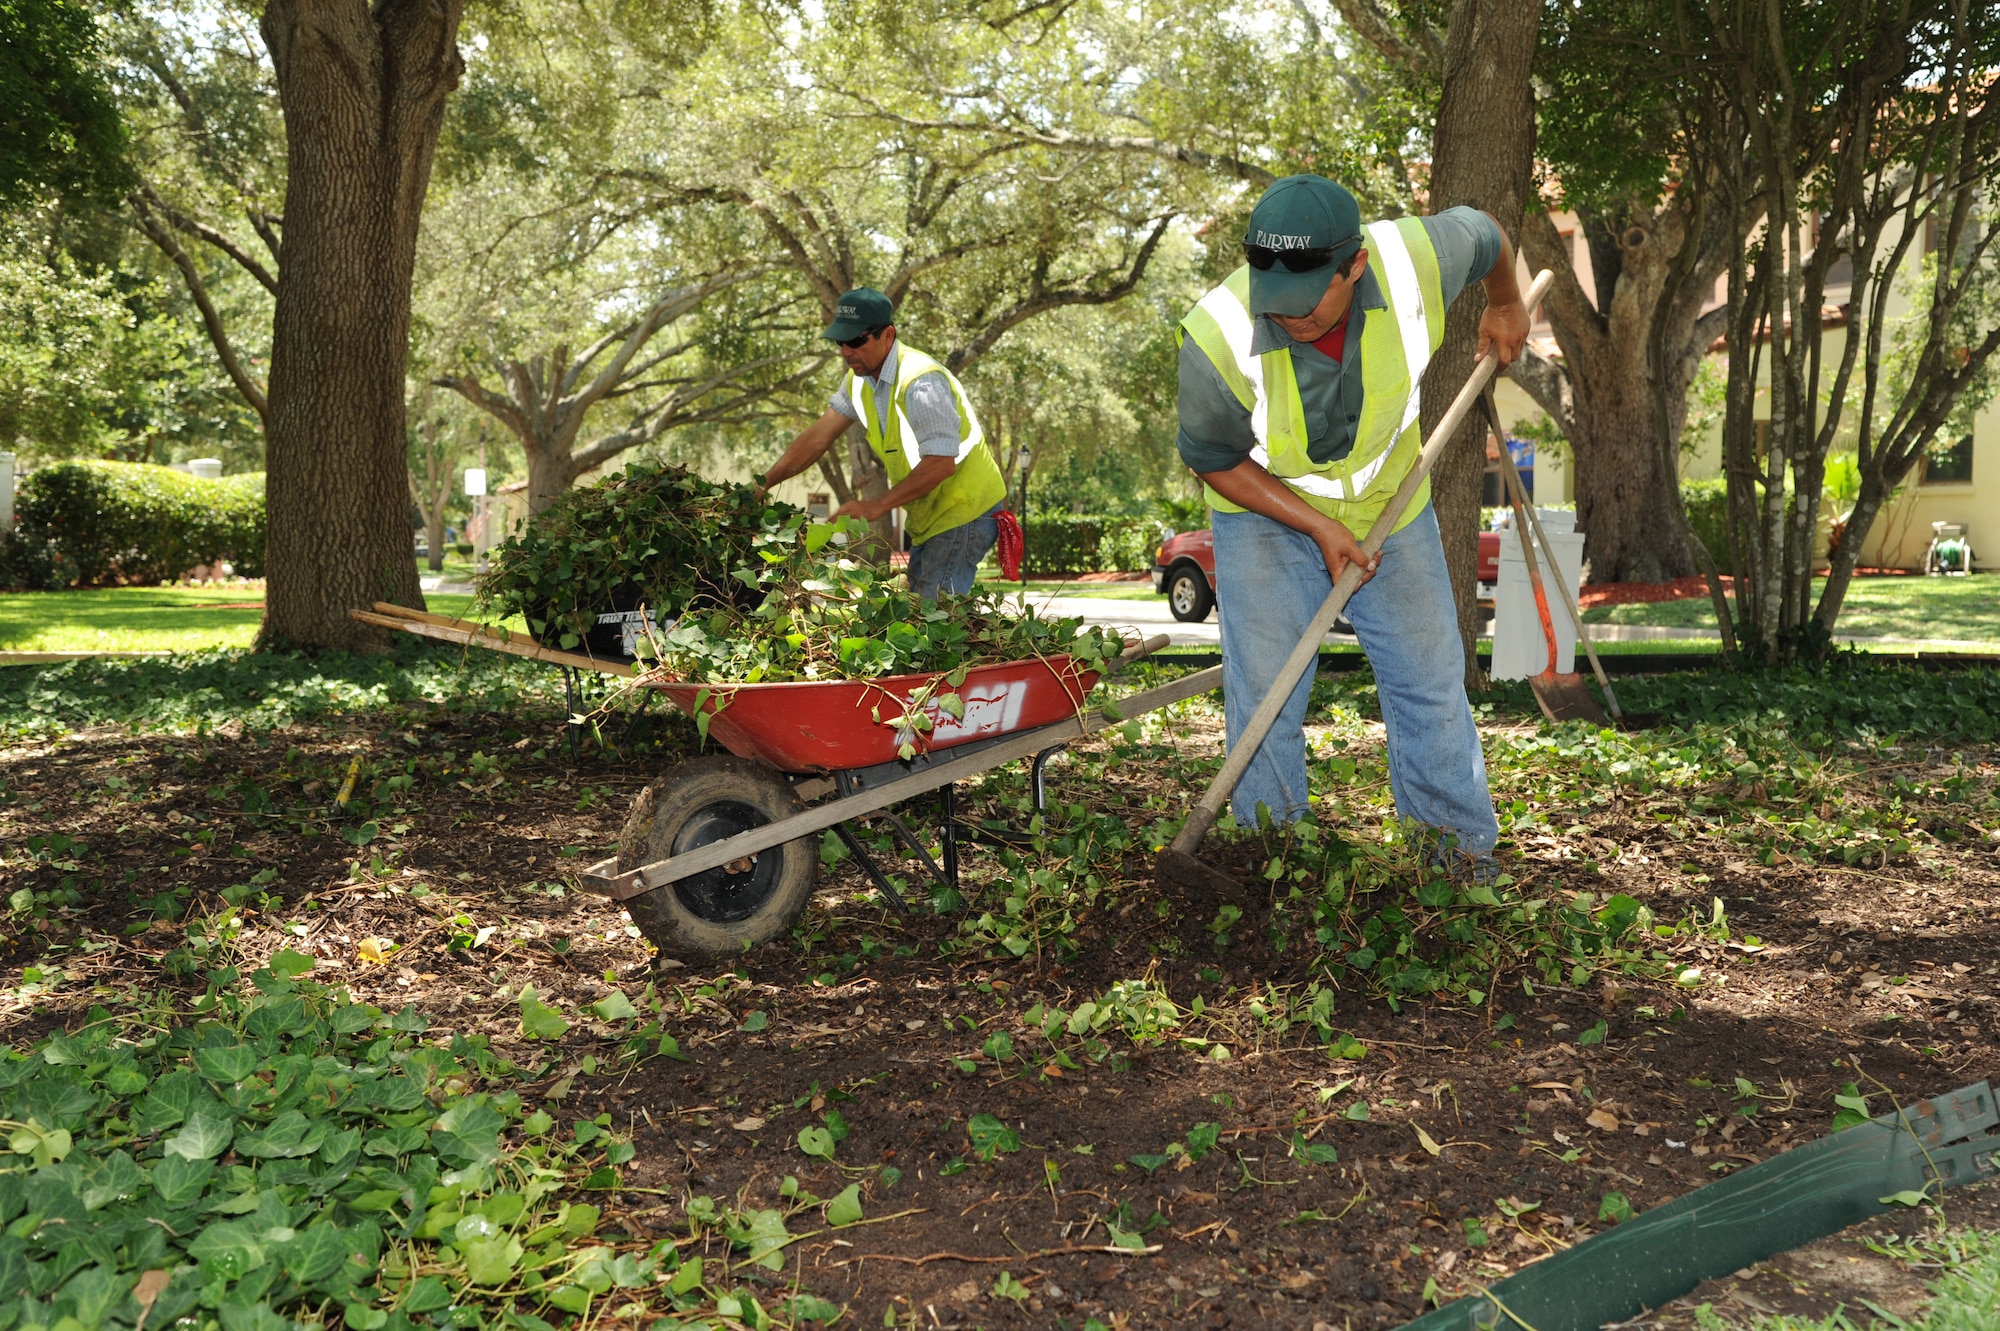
[
  {"left": 1582, "top": 572, "right": 2000, "bottom": 643},
  {"left": 977, "top": 577, "right": 1161, "bottom": 601},
  {"left": 0, "top": 585, "right": 517, "bottom": 654}
]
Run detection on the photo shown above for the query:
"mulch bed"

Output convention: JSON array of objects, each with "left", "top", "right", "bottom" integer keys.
[{"left": 3, "top": 704, "right": 1997, "bottom": 1328}]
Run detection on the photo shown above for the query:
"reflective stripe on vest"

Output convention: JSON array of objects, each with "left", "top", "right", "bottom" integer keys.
[
  {"left": 850, "top": 346, "right": 984, "bottom": 471},
  {"left": 1190, "top": 219, "right": 1434, "bottom": 504}
]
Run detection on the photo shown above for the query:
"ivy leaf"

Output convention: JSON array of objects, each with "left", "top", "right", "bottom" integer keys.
[
  {"left": 163, "top": 1113, "right": 234, "bottom": 1162},
  {"left": 967, "top": 1113, "right": 1021, "bottom": 1161},
  {"left": 591, "top": 991, "right": 638, "bottom": 1022},
  {"left": 235, "top": 1109, "right": 328, "bottom": 1159},
  {"left": 797, "top": 1127, "right": 836, "bottom": 1161},
  {"left": 518, "top": 985, "right": 569, "bottom": 1040},
  {"left": 151, "top": 1154, "right": 215, "bottom": 1208},
  {"left": 193, "top": 1046, "right": 259, "bottom": 1084},
  {"left": 462, "top": 1236, "right": 526, "bottom": 1285},
  {"left": 825, "top": 1184, "right": 864, "bottom": 1227},
  {"left": 280, "top": 1222, "right": 350, "bottom": 1286}
]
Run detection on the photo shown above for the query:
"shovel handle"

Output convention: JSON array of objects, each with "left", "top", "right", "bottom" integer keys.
[
  {"left": 1485, "top": 393, "right": 1623, "bottom": 719},
  {"left": 1170, "top": 269, "right": 1556, "bottom": 856}
]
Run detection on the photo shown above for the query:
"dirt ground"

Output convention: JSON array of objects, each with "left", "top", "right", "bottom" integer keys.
[{"left": 3, "top": 695, "right": 1997, "bottom": 1329}]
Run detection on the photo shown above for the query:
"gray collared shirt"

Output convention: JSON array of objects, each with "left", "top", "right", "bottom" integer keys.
[
  {"left": 828, "top": 341, "right": 964, "bottom": 457},
  {"left": 1175, "top": 207, "right": 1503, "bottom": 474}
]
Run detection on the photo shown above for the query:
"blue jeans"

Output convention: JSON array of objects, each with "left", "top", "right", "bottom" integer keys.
[
  {"left": 1212, "top": 502, "right": 1498, "bottom": 852},
  {"left": 906, "top": 503, "right": 1001, "bottom": 599}
]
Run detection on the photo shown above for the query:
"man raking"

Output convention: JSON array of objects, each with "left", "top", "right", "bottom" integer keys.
[{"left": 1175, "top": 174, "right": 1530, "bottom": 879}]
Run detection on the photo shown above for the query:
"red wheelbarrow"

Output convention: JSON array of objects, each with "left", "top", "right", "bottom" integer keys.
[
  {"left": 345, "top": 602, "right": 1222, "bottom": 960},
  {"left": 584, "top": 640, "right": 1223, "bottom": 959}
]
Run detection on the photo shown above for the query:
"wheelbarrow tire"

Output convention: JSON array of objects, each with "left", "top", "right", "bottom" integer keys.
[{"left": 616, "top": 756, "right": 817, "bottom": 960}]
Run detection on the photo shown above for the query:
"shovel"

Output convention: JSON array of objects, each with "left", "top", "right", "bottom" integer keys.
[
  {"left": 1158, "top": 269, "right": 1556, "bottom": 898},
  {"left": 1480, "top": 388, "right": 1619, "bottom": 726}
]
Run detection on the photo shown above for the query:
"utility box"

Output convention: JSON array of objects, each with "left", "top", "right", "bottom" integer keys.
[{"left": 1491, "top": 509, "right": 1585, "bottom": 681}]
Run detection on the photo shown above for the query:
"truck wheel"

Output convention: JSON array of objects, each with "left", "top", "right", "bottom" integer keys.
[
  {"left": 616, "top": 756, "right": 817, "bottom": 960},
  {"left": 1166, "top": 564, "right": 1215, "bottom": 622}
]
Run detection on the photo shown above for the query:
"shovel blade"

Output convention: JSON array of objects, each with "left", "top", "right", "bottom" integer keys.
[{"left": 1529, "top": 671, "right": 1610, "bottom": 726}]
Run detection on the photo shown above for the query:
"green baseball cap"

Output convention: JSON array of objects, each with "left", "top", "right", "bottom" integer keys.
[
  {"left": 1242, "top": 175, "right": 1364, "bottom": 317},
  {"left": 823, "top": 287, "right": 895, "bottom": 341}
]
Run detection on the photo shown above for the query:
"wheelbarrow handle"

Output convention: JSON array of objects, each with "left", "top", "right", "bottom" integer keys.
[{"left": 1167, "top": 269, "right": 1556, "bottom": 857}]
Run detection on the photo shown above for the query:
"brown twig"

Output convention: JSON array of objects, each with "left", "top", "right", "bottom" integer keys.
[{"left": 833, "top": 1242, "right": 1161, "bottom": 1267}]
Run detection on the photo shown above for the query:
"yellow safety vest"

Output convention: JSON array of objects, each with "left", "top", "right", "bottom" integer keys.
[
  {"left": 848, "top": 344, "right": 1007, "bottom": 547},
  {"left": 1177, "top": 217, "right": 1446, "bottom": 536}
]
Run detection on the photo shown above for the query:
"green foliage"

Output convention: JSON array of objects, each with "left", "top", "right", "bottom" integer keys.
[
  {"left": 0, "top": 642, "right": 565, "bottom": 741},
  {"left": 1680, "top": 478, "right": 1731, "bottom": 575},
  {"left": 5, "top": 460, "right": 265, "bottom": 589},
  {"left": 479, "top": 461, "right": 797, "bottom": 650},
  {"left": 1020, "top": 514, "right": 1172, "bottom": 576},
  {"left": 655, "top": 517, "right": 1126, "bottom": 754},
  {"left": 1622, "top": 659, "right": 2000, "bottom": 745},
  {"left": 1830, "top": 1082, "right": 1872, "bottom": 1132},
  {"left": 0, "top": 0, "right": 128, "bottom": 207},
  {"left": 0, "top": 953, "right": 649, "bottom": 1331}
]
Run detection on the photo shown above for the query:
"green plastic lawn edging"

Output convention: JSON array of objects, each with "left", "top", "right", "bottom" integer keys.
[{"left": 1399, "top": 1081, "right": 1999, "bottom": 1331}]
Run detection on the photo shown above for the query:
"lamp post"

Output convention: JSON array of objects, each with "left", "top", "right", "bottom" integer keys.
[{"left": 1014, "top": 447, "right": 1033, "bottom": 584}]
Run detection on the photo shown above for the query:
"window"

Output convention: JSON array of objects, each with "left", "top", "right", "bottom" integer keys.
[
  {"left": 1925, "top": 435, "right": 1974, "bottom": 484},
  {"left": 806, "top": 491, "right": 831, "bottom": 517}
]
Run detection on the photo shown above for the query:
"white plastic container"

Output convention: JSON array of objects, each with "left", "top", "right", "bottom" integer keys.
[{"left": 1492, "top": 509, "right": 1585, "bottom": 680}]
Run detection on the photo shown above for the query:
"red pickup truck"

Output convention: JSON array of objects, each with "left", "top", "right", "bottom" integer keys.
[{"left": 1152, "top": 528, "right": 1503, "bottom": 623}]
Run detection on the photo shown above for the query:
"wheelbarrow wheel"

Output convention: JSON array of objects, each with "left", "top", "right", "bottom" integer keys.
[{"left": 615, "top": 756, "right": 818, "bottom": 960}]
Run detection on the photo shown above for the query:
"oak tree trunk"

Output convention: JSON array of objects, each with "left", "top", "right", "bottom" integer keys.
[
  {"left": 258, "top": 0, "right": 464, "bottom": 649},
  {"left": 1421, "top": 0, "right": 1541, "bottom": 689},
  {"left": 1516, "top": 204, "right": 1715, "bottom": 586}
]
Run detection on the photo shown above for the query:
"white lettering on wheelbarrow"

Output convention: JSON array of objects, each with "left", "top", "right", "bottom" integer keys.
[{"left": 896, "top": 680, "right": 1028, "bottom": 748}]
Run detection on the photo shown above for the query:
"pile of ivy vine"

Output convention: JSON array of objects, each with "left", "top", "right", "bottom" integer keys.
[
  {"left": 0, "top": 954, "right": 828, "bottom": 1331},
  {"left": 477, "top": 463, "right": 798, "bottom": 651},
  {"left": 652, "top": 517, "right": 1125, "bottom": 686}
]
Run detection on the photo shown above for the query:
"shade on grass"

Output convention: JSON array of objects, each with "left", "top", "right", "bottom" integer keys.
[
  {"left": 0, "top": 587, "right": 516, "bottom": 653},
  {"left": 1582, "top": 573, "right": 1999, "bottom": 645}
]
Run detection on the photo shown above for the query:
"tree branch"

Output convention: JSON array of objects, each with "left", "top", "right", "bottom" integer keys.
[
  {"left": 1333, "top": 0, "right": 1445, "bottom": 79},
  {"left": 945, "top": 215, "right": 1174, "bottom": 370},
  {"left": 129, "top": 192, "right": 268, "bottom": 424},
  {"left": 136, "top": 180, "right": 280, "bottom": 296}
]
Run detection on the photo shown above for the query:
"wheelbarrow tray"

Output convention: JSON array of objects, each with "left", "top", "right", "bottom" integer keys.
[{"left": 644, "top": 655, "right": 1100, "bottom": 774}]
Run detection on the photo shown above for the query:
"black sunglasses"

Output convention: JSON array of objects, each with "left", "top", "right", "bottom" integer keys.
[
  {"left": 835, "top": 325, "right": 887, "bottom": 349},
  {"left": 1242, "top": 238, "right": 1359, "bottom": 273}
]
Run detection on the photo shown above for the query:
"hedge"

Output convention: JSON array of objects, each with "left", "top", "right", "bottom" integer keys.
[
  {"left": 1680, "top": 477, "right": 1731, "bottom": 575},
  {"left": 1020, "top": 514, "right": 1171, "bottom": 576},
  {"left": 0, "top": 460, "right": 266, "bottom": 590}
]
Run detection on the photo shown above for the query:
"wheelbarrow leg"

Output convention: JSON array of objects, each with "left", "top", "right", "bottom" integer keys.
[
  {"left": 830, "top": 821, "right": 911, "bottom": 916},
  {"left": 880, "top": 810, "right": 955, "bottom": 898},
  {"left": 940, "top": 783, "right": 960, "bottom": 895},
  {"left": 562, "top": 666, "right": 583, "bottom": 764}
]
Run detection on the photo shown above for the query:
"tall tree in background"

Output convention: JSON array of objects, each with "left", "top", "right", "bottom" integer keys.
[
  {"left": 1337, "top": 0, "right": 1541, "bottom": 686},
  {"left": 1519, "top": 0, "right": 1746, "bottom": 626},
  {"left": 120, "top": 0, "right": 465, "bottom": 649},
  {"left": 1693, "top": 0, "right": 2000, "bottom": 659},
  {"left": 257, "top": 0, "right": 463, "bottom": 648}
]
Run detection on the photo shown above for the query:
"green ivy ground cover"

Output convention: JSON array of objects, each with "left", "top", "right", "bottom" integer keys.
[
  {"left": 0, "top": 644, "right": 565, "bottom": 741},
  {"left": 0, "top": 952, "right": 837, "bottom": 1331}
]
